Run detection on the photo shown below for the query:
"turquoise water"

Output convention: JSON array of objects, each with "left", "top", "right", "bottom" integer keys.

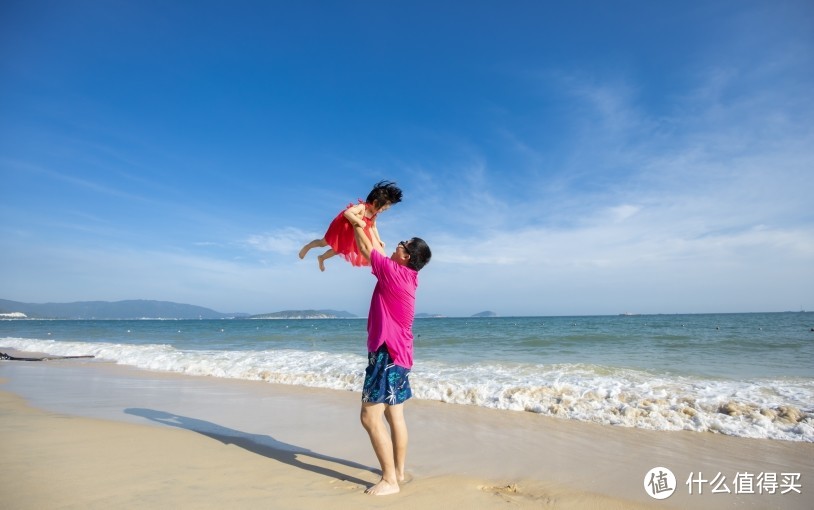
[{"left": 2, "top": 312, "right": 813, "bottom": 441}]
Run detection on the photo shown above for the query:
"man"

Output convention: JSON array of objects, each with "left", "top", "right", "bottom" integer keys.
[{"left": 351, "top": 222, "right": 431, "bottom": 496}]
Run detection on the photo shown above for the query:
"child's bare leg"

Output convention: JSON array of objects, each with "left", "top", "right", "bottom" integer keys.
[
  {"left": 317, "top": 249, "right": 336, "bottom": 272},
  {"left": 299, "top": 238, "right": 327, "bottom": 259}
]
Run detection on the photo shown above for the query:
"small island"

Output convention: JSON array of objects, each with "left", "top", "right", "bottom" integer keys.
[
  {"left": 471, "top": 311, "right": 497, "bottom": 317},
  {"left": 248, "top": 309, "right": 357, "bottom": 319}
]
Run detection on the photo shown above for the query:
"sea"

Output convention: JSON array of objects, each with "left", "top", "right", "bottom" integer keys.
[{"left": 2, "top": 312, "right": 813, "bottom": 442}]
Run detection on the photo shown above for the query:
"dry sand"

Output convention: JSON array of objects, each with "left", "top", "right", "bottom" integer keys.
[{"left": 1, "top": 353, "right": 812, "bottom": 509}]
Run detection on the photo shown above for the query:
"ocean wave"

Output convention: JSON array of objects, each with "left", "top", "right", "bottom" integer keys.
[{"left": 3, "top": 337, "right": 812, "bottom": 442}]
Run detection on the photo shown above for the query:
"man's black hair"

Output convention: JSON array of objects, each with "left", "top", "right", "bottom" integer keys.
[{"left": 405, "top": 237, "right": 431, "bottom": 271}]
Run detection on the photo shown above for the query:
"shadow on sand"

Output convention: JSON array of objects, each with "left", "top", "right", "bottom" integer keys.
[{"left": 124, "top": 408, "right": 375, "bottom": 488}]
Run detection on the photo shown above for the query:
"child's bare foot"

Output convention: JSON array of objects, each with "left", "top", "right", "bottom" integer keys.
[
  {"left": 317, "top": 255, "right": 326, "bottom": 272},
  {"left": 365, "top": 479, "right": 400, "bottom": 496},
  {"left": 298, "top": 246, "right": 309, "bottom": 259}
]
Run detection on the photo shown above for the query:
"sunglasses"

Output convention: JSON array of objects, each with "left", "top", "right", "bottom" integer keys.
[{"left": 398, "top": 240, "right": 411, "bottom": 253}]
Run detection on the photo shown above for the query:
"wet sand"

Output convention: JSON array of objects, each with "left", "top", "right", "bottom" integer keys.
[{"left": 1, "top": 352, "right": 811, "bottom": 509}]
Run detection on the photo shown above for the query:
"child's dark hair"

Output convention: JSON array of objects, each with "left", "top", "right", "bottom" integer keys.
[
  {"left": 366, "top": 180, "right": 403, "bottom": 209},
  {"left": 404, "top": 237, "right": 431, "bottom": 271}
]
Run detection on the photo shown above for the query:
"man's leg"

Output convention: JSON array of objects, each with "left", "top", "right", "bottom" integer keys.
[
  {"left": 360, "top": 402, "right": 400, "bottom": 495},
  {"left": 384, "top": 403, "right": 408, "bottom": 482}
]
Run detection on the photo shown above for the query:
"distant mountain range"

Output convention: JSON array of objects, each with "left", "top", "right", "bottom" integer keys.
[
  {"left": 0, "top": 298, "right": 476, "bottom": 320},
  {"left": 0, "top": 299, "right": 361, "bottom": 320},
  {"left": 0, "top": 299, "right": 245, "bottom": 320}
]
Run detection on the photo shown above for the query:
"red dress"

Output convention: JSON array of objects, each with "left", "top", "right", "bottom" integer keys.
[{"left": 323, "top": 201, "right": 376, "bottom": 267}]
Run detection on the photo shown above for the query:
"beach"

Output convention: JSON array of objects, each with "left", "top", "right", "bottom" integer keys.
[{"left": 1, "top": 353, "right": 811, "bottom": 509}]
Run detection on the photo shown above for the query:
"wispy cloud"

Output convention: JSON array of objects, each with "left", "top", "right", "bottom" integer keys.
[
  {"left": 3, "top": 158, "right": 149, "bottom": 203},
  {"left": 245, "top": 227, "right": 316, "bottom": 255},
  {"left": 414, "top": 45, "right": 814, "bottom": 276}
]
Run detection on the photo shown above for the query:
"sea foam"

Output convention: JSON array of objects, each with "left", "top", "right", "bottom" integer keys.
[{"left": 2, "top": 336, "right": 812, "bottom": 442}]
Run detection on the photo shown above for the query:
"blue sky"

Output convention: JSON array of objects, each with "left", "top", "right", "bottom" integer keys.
[{"left": 1, "top": 1, "right": 812, "bottom": 317}]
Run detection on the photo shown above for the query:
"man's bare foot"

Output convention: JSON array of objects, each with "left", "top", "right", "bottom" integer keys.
[
  {"left": 365, "top": 479, "right": 400, "bottom": 496},
  {"left": 317, "top": 256, "right": 326, "bottom": 272},
  {"left": 398, "top": 472, "right": 413, "bottom": 484},
  {"left": 298, "top": 246, "right": 309, "bottom": 259}
]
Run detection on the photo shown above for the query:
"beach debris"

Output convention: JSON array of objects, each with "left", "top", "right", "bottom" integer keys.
[{"left": 480, "top": 483, "right": 520, "bottom": 494}]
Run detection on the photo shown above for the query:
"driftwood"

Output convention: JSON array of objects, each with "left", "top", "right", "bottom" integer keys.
[{"left": 0, "top": 352, "right": 95, "bottom": 361}]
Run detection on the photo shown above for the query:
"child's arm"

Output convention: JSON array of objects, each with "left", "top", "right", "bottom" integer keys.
[
  {"left": 342, "top": 203, "right": 367, "bottom": 228},
  {"left": 371, "top": 222, "right": 385, "bottom": 247}
]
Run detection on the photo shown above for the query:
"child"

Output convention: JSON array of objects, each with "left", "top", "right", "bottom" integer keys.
[{"left": 299, "top": 180, "right": 403, "bottom": 271}]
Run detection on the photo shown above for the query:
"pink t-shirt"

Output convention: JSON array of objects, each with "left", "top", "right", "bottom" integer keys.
[{"left": 367, "top": 249, "right": 418, "bottom": 368}]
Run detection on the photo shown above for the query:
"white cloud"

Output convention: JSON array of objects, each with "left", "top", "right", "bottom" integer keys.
[
  {"left": 606, "top": 204, "right": 641, "bottom": 223},
  {"left": 245, "top": 227, "right": 316, "bottom": 255}
]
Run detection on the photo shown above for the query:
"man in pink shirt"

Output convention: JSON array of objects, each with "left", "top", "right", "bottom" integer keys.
[{"left": 351, "top": 222, "right": 431, "bottom": 496}]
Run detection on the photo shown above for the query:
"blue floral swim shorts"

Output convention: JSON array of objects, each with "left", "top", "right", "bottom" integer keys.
[{"left": 362, "top": 344, "right": 412, "bottom": 405}]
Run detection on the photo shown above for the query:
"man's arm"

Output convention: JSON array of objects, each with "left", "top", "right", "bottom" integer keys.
[
  {"left": 353, "top": 224, "right": 385, "bottom": 260},
  {"left": 370, "top": 223, "right": 385, "bottom": 248}
]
